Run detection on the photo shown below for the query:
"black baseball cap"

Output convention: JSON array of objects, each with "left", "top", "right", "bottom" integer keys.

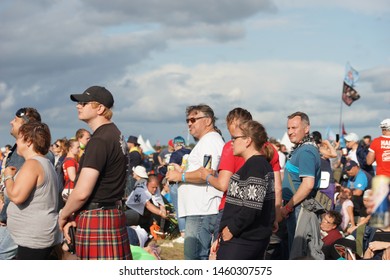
[
  {"left": 345, "top": 160, "right": 358, "bottom": 171},
  {"left": 70, "top": 86, "right": 114, "bottom": 108}
]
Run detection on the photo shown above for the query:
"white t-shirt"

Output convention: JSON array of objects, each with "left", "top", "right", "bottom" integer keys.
[
  {"left": 340, "top": 199, "right": 354, "bottom": 231},
  {"left": 278, "top": 151, "right": 286, "bottom": 169},
  {"left": 178, "top": 131, "right": 224, "bottom": 217},
  {"left": 347, "top": 149, "right": 358, "bottom": 165},
  {"left": 125, "top": 180, "right": 164, "bottom": 215}
]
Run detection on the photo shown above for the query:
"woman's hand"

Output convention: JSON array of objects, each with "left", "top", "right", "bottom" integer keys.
[
  {"left": 4, "top": 166, "right": 17, "bottom": 177},
  {"left": 221, "top": 226, "right": 233, "bottom": 241}
]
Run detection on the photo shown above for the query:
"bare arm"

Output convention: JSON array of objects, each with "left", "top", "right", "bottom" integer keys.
[
  {"left": 319, "top": 140, "right": 337, "bottom": 159},
  {"left": 145, "top": 201, "right": 167, "bottom": 218},
  {"left": 285, "top": 176, "right": 315, "bottom": 208},
  {"left": 4, "top": 160, "right": 43, "bottom": 205},
  {"left": 366, "top": 151, "right": 375, "bottom": 165},
  {"left": 347, "top": 215, "right": 371, "bottom": 235},
  {"left": 199, "top": 168, "right": 232, "bottom": 192},
  {"left": 66, "top": 166, "right": 77, "bottom": 182},
  {"left": 281, "top": 176, "right": 315, "bottom": 218},
  {"left": 165, "top": 166, "right": 205, "bottom": 184},
  {"left": 274, "top": 171, "right": 282, "bottom": 208},
  {"left": 346, "top": 204, "right": 356, "bottom": 228},
  {"left": 58, "top": 167, "right": 99, "bottom": 230},
  {"left": 274, "top": 171, "right": 283, "bottom": 223}
]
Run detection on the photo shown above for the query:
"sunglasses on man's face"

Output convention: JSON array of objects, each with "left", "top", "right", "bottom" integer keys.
[
  {"left": 77, "top": 102, "right": 91, "bottom": 107},
  {"left": 77, "top": 101, "right": 100, "bottom": 107},
  {"left": 185, "top": 116, "right": 208, "bottom": 124}
]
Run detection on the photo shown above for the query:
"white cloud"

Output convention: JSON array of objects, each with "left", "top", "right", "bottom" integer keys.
[{"left": 111, "top": 60, "right": 389, "bottom": 142}]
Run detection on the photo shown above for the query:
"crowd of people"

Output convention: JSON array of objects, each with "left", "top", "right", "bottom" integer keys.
[{"left": 0, "top": 85, "right": 389, "bottom": 260}]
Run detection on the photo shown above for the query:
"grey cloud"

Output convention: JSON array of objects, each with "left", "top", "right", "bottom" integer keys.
[
  {"left": 162, "top": 23, "right": 246, "bottom": 42},
  {"left": 0, "top": 0, "right": 275, "bottom": 94},
  {"left": 361, "top": 66, "right": 390, "bottom": 92},
  {"left": 82, "top": 0, "right": 277, "bottom": 26}
]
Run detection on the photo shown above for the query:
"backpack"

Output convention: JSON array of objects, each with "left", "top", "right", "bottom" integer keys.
[{"left": 55, "top": 156, "right": 71, "bottom": 193}]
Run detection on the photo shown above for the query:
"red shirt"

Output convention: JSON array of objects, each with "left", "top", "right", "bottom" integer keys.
[
  {"left": 322, "top": 228, "right": 343, "bottom": 246},
  {"left": 217, "top": 141, "right": 280, "bottom": 210},
  {"left": 369, "top": 135, "right": 390, "bottom": 176},
  {"left": 63, "top": 157, "right": 79, "bottom": 190}
]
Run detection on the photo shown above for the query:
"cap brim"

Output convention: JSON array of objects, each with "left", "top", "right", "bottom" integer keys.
[{"left": 70, "top": 93, "right": 94, "bottom": 103}]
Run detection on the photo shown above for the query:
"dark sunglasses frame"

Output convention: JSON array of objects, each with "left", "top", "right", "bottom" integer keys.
[
  {"left": 185, "top": 116, "right": 208, "bottom": 124},
  {"left": 15, "top": 108, "right": 29, "bottom": 123}
]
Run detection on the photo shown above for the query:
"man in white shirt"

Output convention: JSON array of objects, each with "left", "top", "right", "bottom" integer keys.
[{"left": 166, "top": 104, "right": 224, "bottom": 260}]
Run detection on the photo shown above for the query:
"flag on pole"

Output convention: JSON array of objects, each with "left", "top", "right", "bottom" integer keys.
[
  {"left": 325, "top": 126, "right": 336, "bottom": 141},
  {"left": 342, "top": 82, "right": 360, "bottom": 106},
  {"left": 344, "top": 62, "right": 359, "bottom": 87},
  {"left": 342, "top": 63, "right": 360, "bottom": 106}
]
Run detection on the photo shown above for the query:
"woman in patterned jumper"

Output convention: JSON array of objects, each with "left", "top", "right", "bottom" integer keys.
[{"left": 217, "top": 120, "right": 275, "bottom": 260}]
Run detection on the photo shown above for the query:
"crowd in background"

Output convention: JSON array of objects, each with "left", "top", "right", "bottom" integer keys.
[{"left": 0, "top": 88, "right": 389, "bottom": 260}]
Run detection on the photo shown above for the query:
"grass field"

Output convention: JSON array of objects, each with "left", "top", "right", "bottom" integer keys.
[{"left": 155, "top": 239, "right": 184, "bottom": 260}]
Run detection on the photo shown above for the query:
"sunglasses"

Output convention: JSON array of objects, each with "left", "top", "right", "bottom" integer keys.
[
  {"left": 186, "top": 116, "right": 208, "bottom": 124},
  {"left": 15, "top": 108, "right": 30, "bottom": 122},
  {"left": 231, "top": 135, "right": 247, "bottom": 142},
  {"left": 77, "top": 102, "right": 92, "bottom": 107}
]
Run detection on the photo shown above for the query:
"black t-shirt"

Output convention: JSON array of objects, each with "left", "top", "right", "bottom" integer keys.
[
  {"left": 76, "top": 123, "right": 128, "bottom": 203},
  {"left": 129, "top": 150, "right": 142, "bottom": 172}
]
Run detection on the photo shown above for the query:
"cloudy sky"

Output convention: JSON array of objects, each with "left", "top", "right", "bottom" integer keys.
[{"left": 1, "top": 0, "right": 389, "bottom": 147}]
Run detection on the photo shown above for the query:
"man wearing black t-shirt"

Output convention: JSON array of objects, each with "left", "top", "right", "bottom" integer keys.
[{"left": 59, "top": 86, "right": 132, "bottom": 260}]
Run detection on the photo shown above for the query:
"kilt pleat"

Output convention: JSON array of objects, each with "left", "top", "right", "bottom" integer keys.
[{"left": 75, "top": 209, "right": 132, "bottom": 260}]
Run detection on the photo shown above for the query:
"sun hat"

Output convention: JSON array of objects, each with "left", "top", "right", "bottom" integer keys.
[
  {"left": 379, "top": 119, "right": 390, "bottom": 130},
  {"left": 132, "top": 165, "right": 148, "bottom": 179},
  {"left": 344, "top": 132, "right": 359, "bottom": 142}
]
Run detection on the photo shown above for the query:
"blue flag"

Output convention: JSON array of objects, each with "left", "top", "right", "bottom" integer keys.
[
  {"left": 344, "top": 62, "right": 359, "bottom": 87},
  {"left": 325, "top": 126, "right": 336, "bottom": 141}
]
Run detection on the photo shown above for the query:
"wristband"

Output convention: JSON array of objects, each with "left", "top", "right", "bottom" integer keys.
[
  {"left": 182, "top": 172, "right": 186, "bottom": 183},
  {"left": 4, "top": 175, "right": 14, "bottom": 182},
  {"left": 284, "top": 204, "right": 293, "bottom": 213},
  {"left": 206, "top": 174, "right": 212, "bottom": 185}
]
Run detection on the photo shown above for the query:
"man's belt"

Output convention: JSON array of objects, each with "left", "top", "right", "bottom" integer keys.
[{"left": 82, "top": 200, "right": 122, "bottom": 211}]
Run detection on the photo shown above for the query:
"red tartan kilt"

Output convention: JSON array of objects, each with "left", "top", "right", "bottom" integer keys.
[{"left": 75, "top": 209, "right": 132, "bottom": 260}]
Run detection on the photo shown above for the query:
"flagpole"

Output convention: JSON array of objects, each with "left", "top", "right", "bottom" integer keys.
[
  {"left": 339, "top": 83, "right": 344, "bottom": 136},
  {"left": 340, "top": 62, "right": 360, "bottom": 136}
]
